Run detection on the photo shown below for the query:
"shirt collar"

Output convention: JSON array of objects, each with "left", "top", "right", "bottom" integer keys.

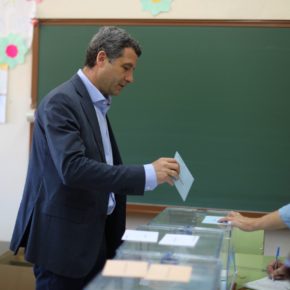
[{"left": 77, "top": 69, "right": 112, "bottom": 114}]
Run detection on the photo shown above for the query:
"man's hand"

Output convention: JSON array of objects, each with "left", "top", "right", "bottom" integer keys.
[{"left": 152, "top": 158, "right": 180, "bottom": 186}]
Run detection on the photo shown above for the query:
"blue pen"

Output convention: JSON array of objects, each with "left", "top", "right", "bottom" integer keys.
[
  {"left": 275, "top": 246, "right": 280, "bottom": 269},
  {"left": 272, "top": 246, "right": 280, "bottom": 281}
]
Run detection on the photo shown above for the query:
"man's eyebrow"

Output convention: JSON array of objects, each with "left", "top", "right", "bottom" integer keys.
[{"left": 123, "top": 63, "right": 136, "bottom": 70}]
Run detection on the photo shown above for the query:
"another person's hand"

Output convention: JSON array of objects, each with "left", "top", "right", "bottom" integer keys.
[
  {"left": 218, "top": 211, "right": 257, "bottom": 231},
  {"left": 152, "top": 158, "right": 180, "bottom": 186},
  {"left": 219, "top": 209, "right": 286, "bottom": 231},
  {"left": 267, "top": 260, "right": 287, "bottom": 280}
]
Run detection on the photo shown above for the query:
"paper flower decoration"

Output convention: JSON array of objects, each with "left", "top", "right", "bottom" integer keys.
[
  {"left": 140, "top": 0, "right": 173, "bottom": 16},
  {"left": 0, "top": 34, "right": 28, "bottom": 68}
]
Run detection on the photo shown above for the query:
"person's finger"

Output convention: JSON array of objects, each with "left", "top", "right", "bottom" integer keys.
[
  {"left": 166, "top": 158, "right": 179, "bottom": 163},
  {"left": 270, "top": 265, "right": 286, "bottom": 280},
  {"left": 272, "top": 274, "right": 285, "bottom": 280},
  {"left": 218, "top": 217, "right": 229, "bottom": 222},
  {"left": 169, "top": 169, "right": 179, "bottom": 178},
  {"left": 166, "top": 176, "right": 174, "bottom": 186}
]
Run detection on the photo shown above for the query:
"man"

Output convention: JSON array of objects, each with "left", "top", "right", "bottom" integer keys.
[
  {"left": 10, "top": 26, "right": 180, "bottom": 290},
  {"left": 219, "top": 204, "right": 290, "bottom": 280}
]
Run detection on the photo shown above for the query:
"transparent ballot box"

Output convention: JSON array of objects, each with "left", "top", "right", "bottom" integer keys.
[
  {"left": 118, "top": 224, "right": 224, "bottom": 259},
  {"left": 84, "top": 256, "right": 221, "bottom": 290},
  {"left": 149, "top": 208, "right": 236, "bottom": 290},
  {"left": 149, "top": 207, "right": 231, "bottom": 236},
  {"left": 220, "top": 242, "right": 236, "bottom": 290}
]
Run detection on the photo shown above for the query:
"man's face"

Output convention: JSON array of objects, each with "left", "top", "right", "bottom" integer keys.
[{"left": 96, "top": 47, "right": 138, "bottom": 97}]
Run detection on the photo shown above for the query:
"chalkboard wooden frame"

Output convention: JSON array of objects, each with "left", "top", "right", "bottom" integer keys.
[{"left": 30, "top": 19, "right": 290, "bottom": 215}]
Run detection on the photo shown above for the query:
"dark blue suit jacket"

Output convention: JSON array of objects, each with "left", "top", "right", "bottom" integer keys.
[{"left": 10, "top": 74, "right": 145, "bottom": 278}]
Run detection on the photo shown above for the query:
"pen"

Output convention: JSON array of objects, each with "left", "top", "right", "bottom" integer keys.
[
  {"left": 274, "top": 246, "right": 280, "bottom": 269},
  {"left": 272, "top": 246, "right": 280, "bottom": 281}
]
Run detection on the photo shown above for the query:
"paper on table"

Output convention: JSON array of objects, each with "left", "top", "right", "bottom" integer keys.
[
  {"left": 122, "top": 229, "right": 159, "bottom": 243},
  {"left": 174, "top": 151, "right": 194, "bottom": 201},
  {"left": 102, "top": 260, "right": 149, "bottom": 278},
  {"left": 244, "top": 276, "right": 290, "bottom": 290},
  {"left": 202, "top": 215, "right": 228, "bottom": 225},
  {"left": 159, "top": 234, "right": 199, "bottom": 247},
  {"left": 144, "top": 264, "right": 192, "bottom": 283}
]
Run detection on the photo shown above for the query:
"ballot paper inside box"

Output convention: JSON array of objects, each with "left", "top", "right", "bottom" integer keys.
[{"left": 119, "top": 224, "right": 224, "bottom": 259}]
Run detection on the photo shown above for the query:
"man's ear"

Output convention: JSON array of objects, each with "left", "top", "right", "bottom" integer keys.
[{"left": 96, "top": 51, "right": 108, "bottom": 66}]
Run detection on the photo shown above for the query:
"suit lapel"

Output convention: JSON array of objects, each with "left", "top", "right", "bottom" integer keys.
[{"left": 70, "top": 74, "right": 106, "bottom": 162}]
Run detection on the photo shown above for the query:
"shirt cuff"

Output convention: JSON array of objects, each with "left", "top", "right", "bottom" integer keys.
[
  {"left": 144, "top": 164, "right": 157, "bottom": 191},
  {"left": 278, "top": 204, "right": 290, "bottom": 229}
]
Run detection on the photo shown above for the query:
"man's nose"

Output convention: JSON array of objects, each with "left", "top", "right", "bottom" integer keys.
[{"left": 125, "top": 71, "right": 134, "bottom": 83}]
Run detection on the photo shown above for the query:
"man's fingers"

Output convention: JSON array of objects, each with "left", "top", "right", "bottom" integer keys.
[
  {"left": 163, "top": 158, "right": 179, "bottom": 163},
  {"left": 169, "top": 169, "right": 179, "bottom": 178},
  {"left": 167, "top": 177, "right": 174, "bottom": 186},
  {"left": 152, "top": 157, "right": 180, "bottom": 185}
]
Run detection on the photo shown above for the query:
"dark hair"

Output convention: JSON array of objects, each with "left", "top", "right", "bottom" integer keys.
[{"left": 84, "top": 26, "right": 142, "bottom": 68}]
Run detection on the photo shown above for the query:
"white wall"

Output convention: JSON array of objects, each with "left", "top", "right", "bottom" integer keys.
[
  {"left": 264, "top": 229, "right": 290, "bottom": 257},
  {"left": 36, "top": 0, "right": 290, "bottom": 20},
  {"left": 1, "top": 0, "right": 290, "bottom": 241}
]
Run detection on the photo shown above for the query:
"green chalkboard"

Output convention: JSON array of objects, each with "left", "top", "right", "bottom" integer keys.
[{"left": 35, "top": 20, "right": 290, "bottom": 212}]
